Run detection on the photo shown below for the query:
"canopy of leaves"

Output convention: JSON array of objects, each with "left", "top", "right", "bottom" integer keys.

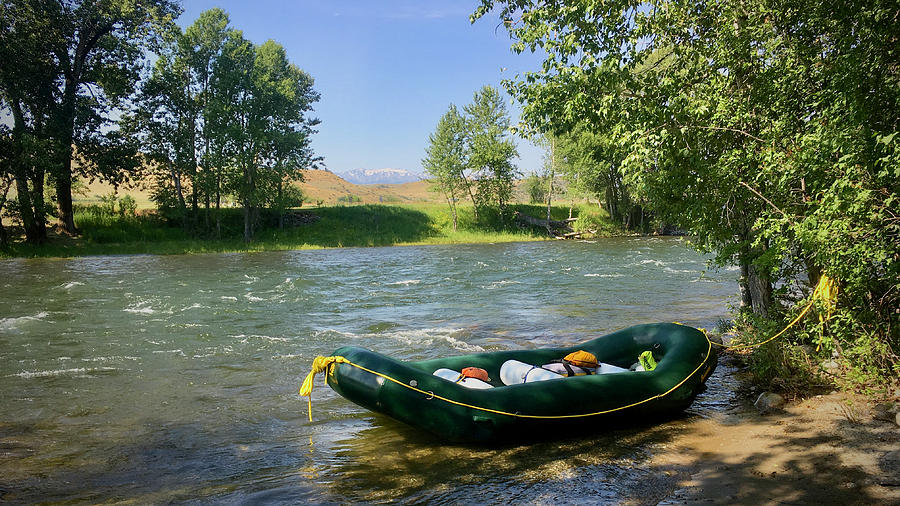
[{"left": 474, "top": 0, "right": 900, "bottom": 383}]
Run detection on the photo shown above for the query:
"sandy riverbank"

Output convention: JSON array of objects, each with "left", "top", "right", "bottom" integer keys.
[{"left": 647, "top": 390, "right": 900, "bottom": 504}]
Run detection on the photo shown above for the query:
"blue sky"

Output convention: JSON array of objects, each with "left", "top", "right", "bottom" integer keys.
[{"left": 178, "top": 0, "right": 546, "bottom": 176}]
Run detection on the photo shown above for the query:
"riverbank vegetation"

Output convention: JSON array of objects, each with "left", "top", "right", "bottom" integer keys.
[
  {"left": 473, "top": 0, "right": 899, "bottom": 390},
  {"left": 1, "top": 202, "right": 615, "bottom": 258},
  {"left": 1, "top": 4, "right": 318, "bottom": 246}
]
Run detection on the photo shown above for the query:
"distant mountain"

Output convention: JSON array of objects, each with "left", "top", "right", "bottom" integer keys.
[{"left": 337, "top": 168, "right": 422, "bottom": 185}]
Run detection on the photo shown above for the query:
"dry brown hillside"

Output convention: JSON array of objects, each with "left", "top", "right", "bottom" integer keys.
[
  {"left": 297, "top": 169, "right": 441, "bottom": 205},
  {"left": 74, "top": 169, "right": 442, "bottom": 209}
]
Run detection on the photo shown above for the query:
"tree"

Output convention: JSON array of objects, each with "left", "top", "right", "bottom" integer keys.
[
  {"left": 473, "top": 0, "right": 899, "bottom": 379},
  {"left": 128, "top": 10, "right": 320, "bottom": 241},
  {"left": 1, "top": 0, "right": 179, "bottom": 236},
  {"left": 464, "top": 85, "right": 519, "bottom": 216},
  {"left": 1, "top": 0, "right": 61, "bottom": 243},
  {"left": 522, "top": 172, "right": 545, "bottom": 204},
  {"left": 214, "top": 36, "right": 319, "bottom": 242},
  {"left": 127, "top": 8, "right": 233, "bottom": 234},
  {"left": 552, "top": 124, "right": 648, "bottom": 230},
  {"left": 423, "top": 104, "right": 469, "bottom": 231},
  {"left": 124, "top": 23, "right": 193, "bottom": 226},
  {"left": 182, "top": 7, "right": 231, "bottom": 231}
]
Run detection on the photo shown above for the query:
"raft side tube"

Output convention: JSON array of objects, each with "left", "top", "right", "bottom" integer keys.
[{"left": 323, "top": 323, "right": 716, "bottom": 442}]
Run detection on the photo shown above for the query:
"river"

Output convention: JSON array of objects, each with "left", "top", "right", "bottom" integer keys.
[{"left": 0, "top": 238, "right": 739, "bottom": 503}]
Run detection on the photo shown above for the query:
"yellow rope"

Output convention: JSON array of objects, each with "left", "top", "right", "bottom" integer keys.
[
  {"left": 299, "top": 277, "right": 837, "bottom": 423},
  {"left": 299, "top": 355, "right": 349, "bottom": 421},
  {"left": 299, "top": 336, "right": 713, "bottom": 421},
  {"left": 712, "top": 274, "right": 838, "bottom": 351}
]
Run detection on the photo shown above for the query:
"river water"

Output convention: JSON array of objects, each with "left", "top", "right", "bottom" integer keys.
[{"left": 1, "top": 238, "right": 739, "bottom": 503}]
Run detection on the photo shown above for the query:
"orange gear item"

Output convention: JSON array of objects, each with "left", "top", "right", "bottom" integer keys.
[
  {"left": 460, "top": 367, "right": 490, "bottom": 382},
  {"left": 563, "top": 350, "right": 598, "bottom": 369}
]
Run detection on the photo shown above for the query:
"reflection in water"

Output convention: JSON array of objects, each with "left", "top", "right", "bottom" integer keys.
[
  {"left": 0, "top": 239, "right": 738, "bottom": 503},
  {"left": 318, "top": 409, "right": 717, "bottom": 504}
]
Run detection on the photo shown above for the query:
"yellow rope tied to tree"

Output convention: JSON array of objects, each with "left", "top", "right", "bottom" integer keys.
[
  {"left": 714, "top": 274, "right": 838, "bottom": 350},
  {"left": 299, "top": 355, "right": 349, "bottom": 422}
]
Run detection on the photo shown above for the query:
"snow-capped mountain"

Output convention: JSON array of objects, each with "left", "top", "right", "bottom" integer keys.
[{"left": 337, "top": 168, "right": 422, "bottom": 185}]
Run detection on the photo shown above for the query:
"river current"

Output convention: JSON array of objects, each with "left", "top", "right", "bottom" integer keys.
[{"left": 0, "top": 238, "right": 739, "bottom": 503}]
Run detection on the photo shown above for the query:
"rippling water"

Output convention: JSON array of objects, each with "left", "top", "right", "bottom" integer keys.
[{"left": 0, "top": 239, "right": 739, "bottom": 503}]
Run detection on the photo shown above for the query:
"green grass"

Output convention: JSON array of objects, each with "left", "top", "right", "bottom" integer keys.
[{"left": 2, "top": 203, "right": 624, "bottom": 258}]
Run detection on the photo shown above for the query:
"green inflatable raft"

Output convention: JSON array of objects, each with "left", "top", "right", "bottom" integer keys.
[{"left": 301, "top": 322, "right": 717, "bottom": 442}]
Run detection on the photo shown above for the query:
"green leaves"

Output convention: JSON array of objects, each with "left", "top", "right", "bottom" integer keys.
[
  {"left": 128, "top": 8, "right": 319, "bottom": 241},
  {"left": 476, "top": 0, "right": 900, "bottom": 384},
  {"left": 424, "top": 86, "right": 520, "bottom": 223}
]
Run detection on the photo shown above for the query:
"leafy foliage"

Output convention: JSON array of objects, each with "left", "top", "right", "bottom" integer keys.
[
  {"left": 0, "top": 0, "right": 180, "bottom": 237},
  {"left": 422, "top": 104, "right": 468, "bottom": 230},
  {"left": 126, "top": 9, "right": 320, "bottom": 241},
  {"left": 473, "top": 0, "right": 900, "bottom": 386},
  {"left": 423, "top": 86, "right": 519, "bottom": 224}
]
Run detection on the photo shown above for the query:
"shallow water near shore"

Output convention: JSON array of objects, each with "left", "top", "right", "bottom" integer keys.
[{"left": 0, "top": 238, "right": 740, "bottom": 503}]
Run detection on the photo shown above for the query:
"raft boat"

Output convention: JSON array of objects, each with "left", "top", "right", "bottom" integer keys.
[{"left": 302, "top": 322, "right": 716, "bottom": 442}]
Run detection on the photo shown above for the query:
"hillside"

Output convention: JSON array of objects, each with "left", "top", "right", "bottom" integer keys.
[
  {"left": 297, "top": 169, "right": 440, "bottom": 205},
  {"left": 70, "top": 169, "right": 441, "bottom": 209},
  {"left": 72, "top": 170, "right": 552, "bottom": 209}
]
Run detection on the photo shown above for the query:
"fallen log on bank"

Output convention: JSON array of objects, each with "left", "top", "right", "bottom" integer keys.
[
  {"left": 513, "top": 211, "right": 579, "bottom": 238},
  {"left": 559, "top": 230, "right": 596, "bottom": 239}
]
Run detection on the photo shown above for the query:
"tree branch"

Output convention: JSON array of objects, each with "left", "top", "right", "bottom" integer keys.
[
  {"left": 690, "top": 125, "right": 767, "bottom": 143},
  {"left": 739, "top": 181, "right": 795, "bottom": 225}
]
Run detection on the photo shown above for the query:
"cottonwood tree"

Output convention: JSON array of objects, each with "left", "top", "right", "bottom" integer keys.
[
  {"left": 213, "top": 36, "right": 319, "bottom": 242},
  {"left": 1, "top": 0, "right": 63, "bottom": 243},
  {"left": 552, "top": 125, "right": 647, "bottom": 230},
  {"left": 423, "top": 104, "right": 470, "bottom": 230},
  {"left": 464, "top": 85, "right": 518, "bottom": 216},
  {"left": 129, "top": 10, "right": 320, "bottom": 241},
  {"left": 473, "top": 0, "right": 899, "bottom": 378},
  {"left": 0, "top": 0, "right": 178, "bottom": 238},
  {"left": 124, "top": 23, "right": 193, "bottom": 227},
  {"left": 127, "top": 8, "right": 234, "bottom": 234}
]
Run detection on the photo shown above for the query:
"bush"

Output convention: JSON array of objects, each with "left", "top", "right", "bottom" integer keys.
[{"left": 522, "top": 174, "right": 547, "bottom": 204}]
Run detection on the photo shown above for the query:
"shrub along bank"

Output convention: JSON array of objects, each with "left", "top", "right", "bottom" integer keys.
[{"left": 1, "top": 203, "right": 620, "bottom": 258}]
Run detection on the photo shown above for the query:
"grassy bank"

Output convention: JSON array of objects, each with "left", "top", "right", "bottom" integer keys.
[{"left": 2, "top": 202, "right": 622, "bottom": 258}]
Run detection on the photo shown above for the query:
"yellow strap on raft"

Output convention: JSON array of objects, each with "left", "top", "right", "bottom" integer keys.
[
  {"left": 711, "top": 274, "right": 838, "bottom": 350},
  {"left": 299, "top": 355, "right": 349, "bottom": 421}
]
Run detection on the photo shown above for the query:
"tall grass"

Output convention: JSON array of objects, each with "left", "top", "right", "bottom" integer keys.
[{"left": 4, "top": 203, "right": 622, "bottom": 258}]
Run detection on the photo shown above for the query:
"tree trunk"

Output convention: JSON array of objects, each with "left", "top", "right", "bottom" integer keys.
[
  {"left": 215, "top": 182, "right": 221, "bottom": 238},
  {"left": 546, "top": 137, "right": 555, "bottom": 222},
  {"left": 747, "top": 263, "right": 773, "bottom": 318},
  {"left": 55, "top": 82, "right": 78, "bottom": 236},
  {"left": 0, "top": 217, "right": 7, "bottom": 249},
  {"left": 605, "top": 184, "right": 616, "bottom": 221},
  {"left": 29, "top": 165, "right": 47, "bottom": 240},
  {"left": 277, "top": 182, "right": 284, "bottom": 229},
  {"left": 243, "top": 163, "right": 255, "bottom": 242},
  {"left": 9, "top": 119, "right": 41, "bottom": 243},
  {"left": 55, "top": 169, "right": 76, "bottom": 234},
  {"left": 545, "top": 173, "right": 553, "bottom": 222},
  {"left": 243, "top": 203, "right": 251, "bottom": 243},
  {"left": 738, "top": 237, "right": 774, "bottom": 317},
  {"left": 461, "top": 173, "right": 478, "bottom": 221},
  {"left": 204, "top": 189, "right": 211, "bottom": 230},
  {"left": 0, "top": 180, "right": 11, "bottom": 248},
  {"left": 444, "top": 192, "right": 458, "bottom": 231},
  {"left": 739, "top": 261, "right": 753, "bottom": 311},
  {"left": 12, "top": 170, "right": 39, "bottom": 243},
  {"left": 215, "top": 155, "right": 222, "bottom": 238},
  {"left": 169, "top": 162, "right": 188, "bottom": 231}
]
